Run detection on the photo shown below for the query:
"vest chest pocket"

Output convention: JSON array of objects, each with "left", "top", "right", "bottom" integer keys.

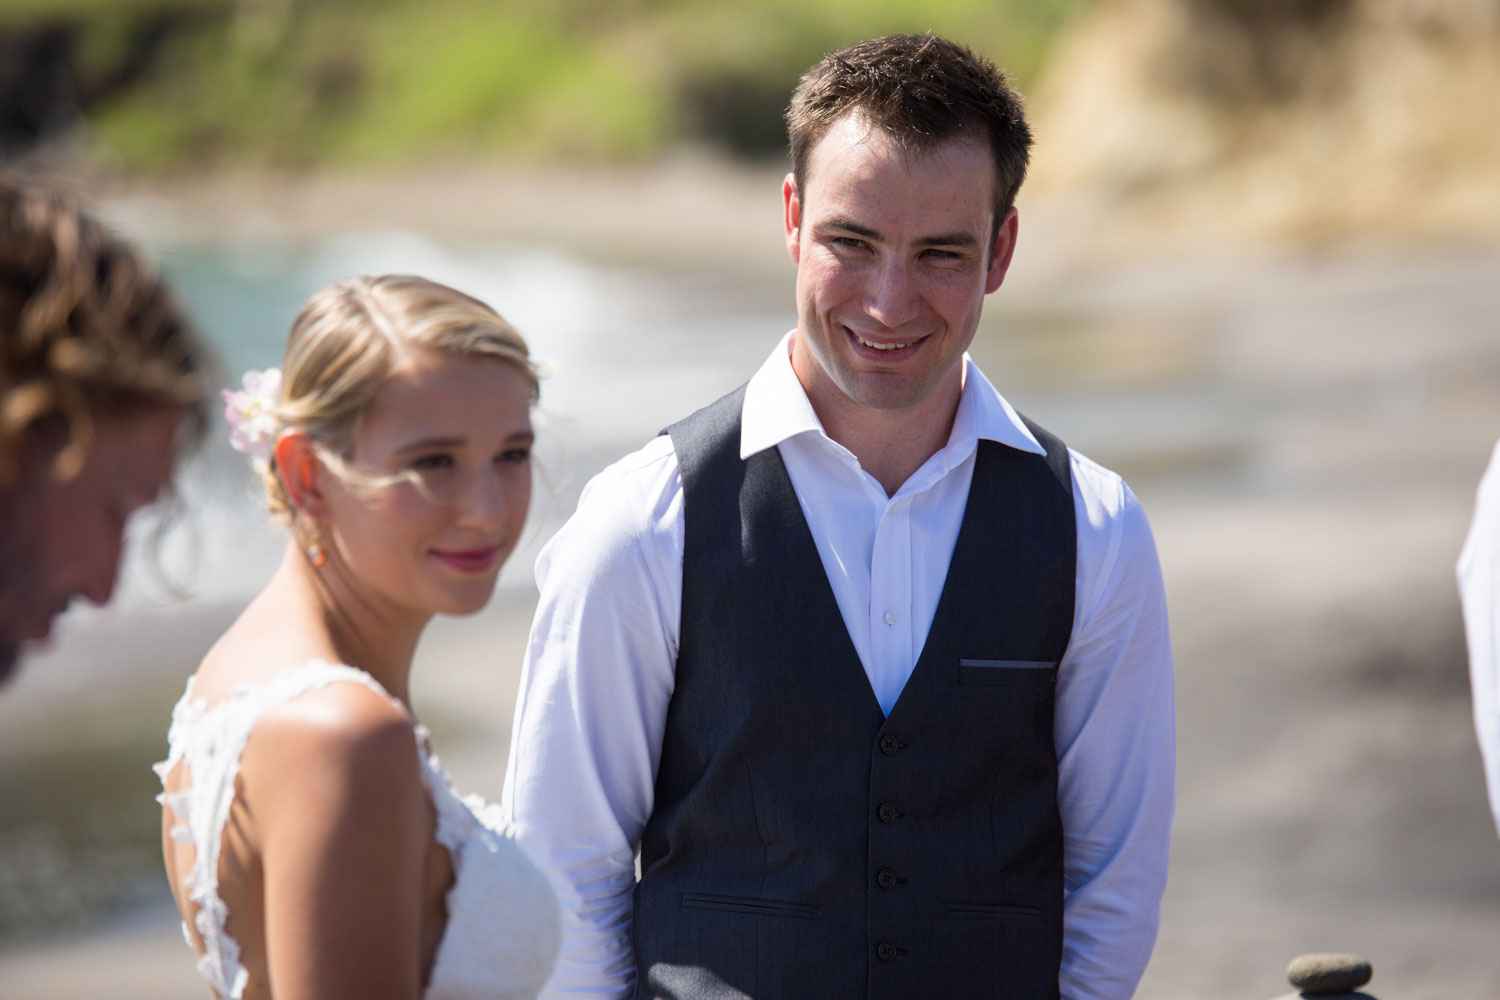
[
  {"left": 679, "top": 891, "right": 818, "bottom": 919},
  {"left": 956, "top": 659, "right": 1058, "bottom": 687}
]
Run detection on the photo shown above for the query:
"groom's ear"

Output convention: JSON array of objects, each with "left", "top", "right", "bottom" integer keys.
[
  {"left": 783, "top": 173, "right": 803, "bottom": 266},
  {"left": 273, "top": 430, "right": 331, "bottom": 522}
]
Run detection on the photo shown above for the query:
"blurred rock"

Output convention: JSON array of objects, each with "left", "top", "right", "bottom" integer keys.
[{"left": 1286, "top": 952, "right": 1374, "bottom": 995}]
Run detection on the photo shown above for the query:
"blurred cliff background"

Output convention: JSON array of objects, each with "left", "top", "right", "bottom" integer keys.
[
  {"left": 4, "top": 0, "right": 1498, "bottom": 236},
  {"left": 1, "top": 1, "right": 1498, "bottom": 997}
]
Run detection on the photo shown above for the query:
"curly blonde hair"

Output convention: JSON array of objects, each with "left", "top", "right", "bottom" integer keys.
[
  {"left": 0, "top": 179, "right": 207, "bottom": 484},
  {"left": 262, "top": 274, "right": 539, "bottom": 521}
]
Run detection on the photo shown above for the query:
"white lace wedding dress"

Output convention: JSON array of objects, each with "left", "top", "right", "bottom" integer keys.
[{"left": 154, "top": 660, "right": 560, "bottom": 1000}]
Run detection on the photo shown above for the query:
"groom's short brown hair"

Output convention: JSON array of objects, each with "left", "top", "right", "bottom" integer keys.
[{"left": 785, "top": 34, "right": 1033, "bottom": 221}]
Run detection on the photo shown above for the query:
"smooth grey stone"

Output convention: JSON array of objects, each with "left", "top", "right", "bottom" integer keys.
[{"left": 1286, "top": 953, "right": 1374, "bottom": 994}]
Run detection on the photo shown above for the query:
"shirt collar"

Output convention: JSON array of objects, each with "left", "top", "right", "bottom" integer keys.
[{"left": 740, "top": 331, "right": 1045, "bottom": 462}]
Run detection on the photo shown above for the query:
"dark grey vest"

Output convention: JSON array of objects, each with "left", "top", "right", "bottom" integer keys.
[{"left": 634, "top": 386, "right": 1076, "bottom": 1000}]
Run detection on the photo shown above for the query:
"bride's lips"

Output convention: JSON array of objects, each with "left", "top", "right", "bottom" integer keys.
[
  {"left": 430, "top": 545, "right": 503, "bottom": 574},
  {"left": 843, "top": 324, "right": 924, "bottom": 361}
]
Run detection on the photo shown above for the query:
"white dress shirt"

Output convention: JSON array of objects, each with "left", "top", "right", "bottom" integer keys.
[
  {"left": 1458, "top": 438, "right": 1500, "bottom": 836},
  {"left": 503, "top": 333, "right": 1176, "bottom": 1000}
]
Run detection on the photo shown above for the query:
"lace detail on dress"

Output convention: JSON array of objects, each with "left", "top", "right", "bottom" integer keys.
[
  {"left": 154, "top": 660, "right": 403, "bottom": 1000},
  {"left": 154, "top": 660, "right": 558, "bottom": 1000}
]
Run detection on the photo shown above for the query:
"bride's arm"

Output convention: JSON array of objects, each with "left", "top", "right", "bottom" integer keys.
[{"left": 241, "top": 684, "right": 431, "bottom": 1000}]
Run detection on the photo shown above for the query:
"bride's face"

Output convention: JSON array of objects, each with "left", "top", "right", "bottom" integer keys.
[{"left": 321, "top": 350, "right": 533, "bottom": 618}]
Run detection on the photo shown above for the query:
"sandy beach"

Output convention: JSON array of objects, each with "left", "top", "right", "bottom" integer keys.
[{"left": 1, "top": 165, "right": 1498, "bottom": 998}]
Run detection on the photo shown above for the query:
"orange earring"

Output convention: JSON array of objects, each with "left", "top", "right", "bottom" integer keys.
[{"left": 306, "top": 527, "right": 328, "bottom": 569}]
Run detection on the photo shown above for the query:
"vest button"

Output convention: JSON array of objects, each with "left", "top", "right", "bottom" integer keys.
[
  {"left": 877, "top": 801, "right": 897, "bottom": 823},
  {"left": 876, "top": 941, "right": 899, "bottom": 962},
  {"left": 876, "top": 868, "right": 898, "bottom": 890},
  {"left": 879, "top": 734, "right": 901, "bottom": 755}
]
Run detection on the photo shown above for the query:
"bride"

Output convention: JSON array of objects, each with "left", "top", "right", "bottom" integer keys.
[{"left": 155, "top": 275, "right": 559, "bottom": 999}]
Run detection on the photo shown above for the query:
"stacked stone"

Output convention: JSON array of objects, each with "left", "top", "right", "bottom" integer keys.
[{"left": 1272, "top": 954, "right": 1376, "bottom": 1000}]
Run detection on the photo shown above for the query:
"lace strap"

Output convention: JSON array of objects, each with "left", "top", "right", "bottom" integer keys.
[{"left": 154, "top": 659, "right": 415, "bottom": 999}]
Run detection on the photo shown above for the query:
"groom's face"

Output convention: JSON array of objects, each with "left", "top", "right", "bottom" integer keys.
[{"left": 782, "top": 114, "right": 1017, "bottom": 421}]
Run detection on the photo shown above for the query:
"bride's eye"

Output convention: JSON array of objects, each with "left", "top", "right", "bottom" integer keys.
[{"left": 411, "top": 453, "right": 456, "bottom": 471}]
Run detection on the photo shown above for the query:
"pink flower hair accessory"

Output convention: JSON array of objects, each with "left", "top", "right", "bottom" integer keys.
[{"left": 221, "top": 368, "right": 282, "bottom": 466}]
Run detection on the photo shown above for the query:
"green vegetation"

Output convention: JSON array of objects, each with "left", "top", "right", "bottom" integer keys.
[{"left": 0, "top": 0, "right": 1091, "bottom": 170}]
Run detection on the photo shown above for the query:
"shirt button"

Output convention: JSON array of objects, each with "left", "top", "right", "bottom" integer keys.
[
  {"left": 876, "top": 941, "right": 899, "bottom": 962},
  {"left": 876, "top": 868, "right": 898, "bottom": 890},
  {"left": 878, "top": 734, "right": 901, "bottom": 755},
  {"left": 883, "top": 609, "right": 899, "bottom": 626},
  {"left": 877, "top": 802, "right": 897, "bottom": 823}
]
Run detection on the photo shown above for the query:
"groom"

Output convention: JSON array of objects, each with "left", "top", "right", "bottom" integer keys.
[{"left": 504, "top": 34, "right": 1175, "bottom": 1000}]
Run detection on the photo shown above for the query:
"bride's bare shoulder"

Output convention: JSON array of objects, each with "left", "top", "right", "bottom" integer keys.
[
  {"left": 237, "top": 679, "right": 424, "bottom": 837},
  {"left": 183, "top": 573, "right": 427, "bottom": 832}
]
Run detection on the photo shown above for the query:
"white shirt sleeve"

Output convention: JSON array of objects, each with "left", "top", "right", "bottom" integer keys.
[
  {"left": 1056, "top": 454, "right": 1176, "bottom": 1000},
  {"left": 502, "top": 435, "right": 683, "bottom": 1000},
  {"left": 1458, "top": 439, "right": 1500, "bottom": 837}
]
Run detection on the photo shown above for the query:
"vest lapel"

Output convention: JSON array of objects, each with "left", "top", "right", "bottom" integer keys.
[{"left": 742, "top": 444, "right": 888, "bottom": 722}]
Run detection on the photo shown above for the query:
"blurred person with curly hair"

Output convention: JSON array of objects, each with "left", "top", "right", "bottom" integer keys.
[{"left": 0, "top": 178, "right": 208, "bottom": 683}]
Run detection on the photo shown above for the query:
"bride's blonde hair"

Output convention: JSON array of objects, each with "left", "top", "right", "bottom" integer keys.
[{"left": 263, "top": 274, "right": 538, "bottom": 521}]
